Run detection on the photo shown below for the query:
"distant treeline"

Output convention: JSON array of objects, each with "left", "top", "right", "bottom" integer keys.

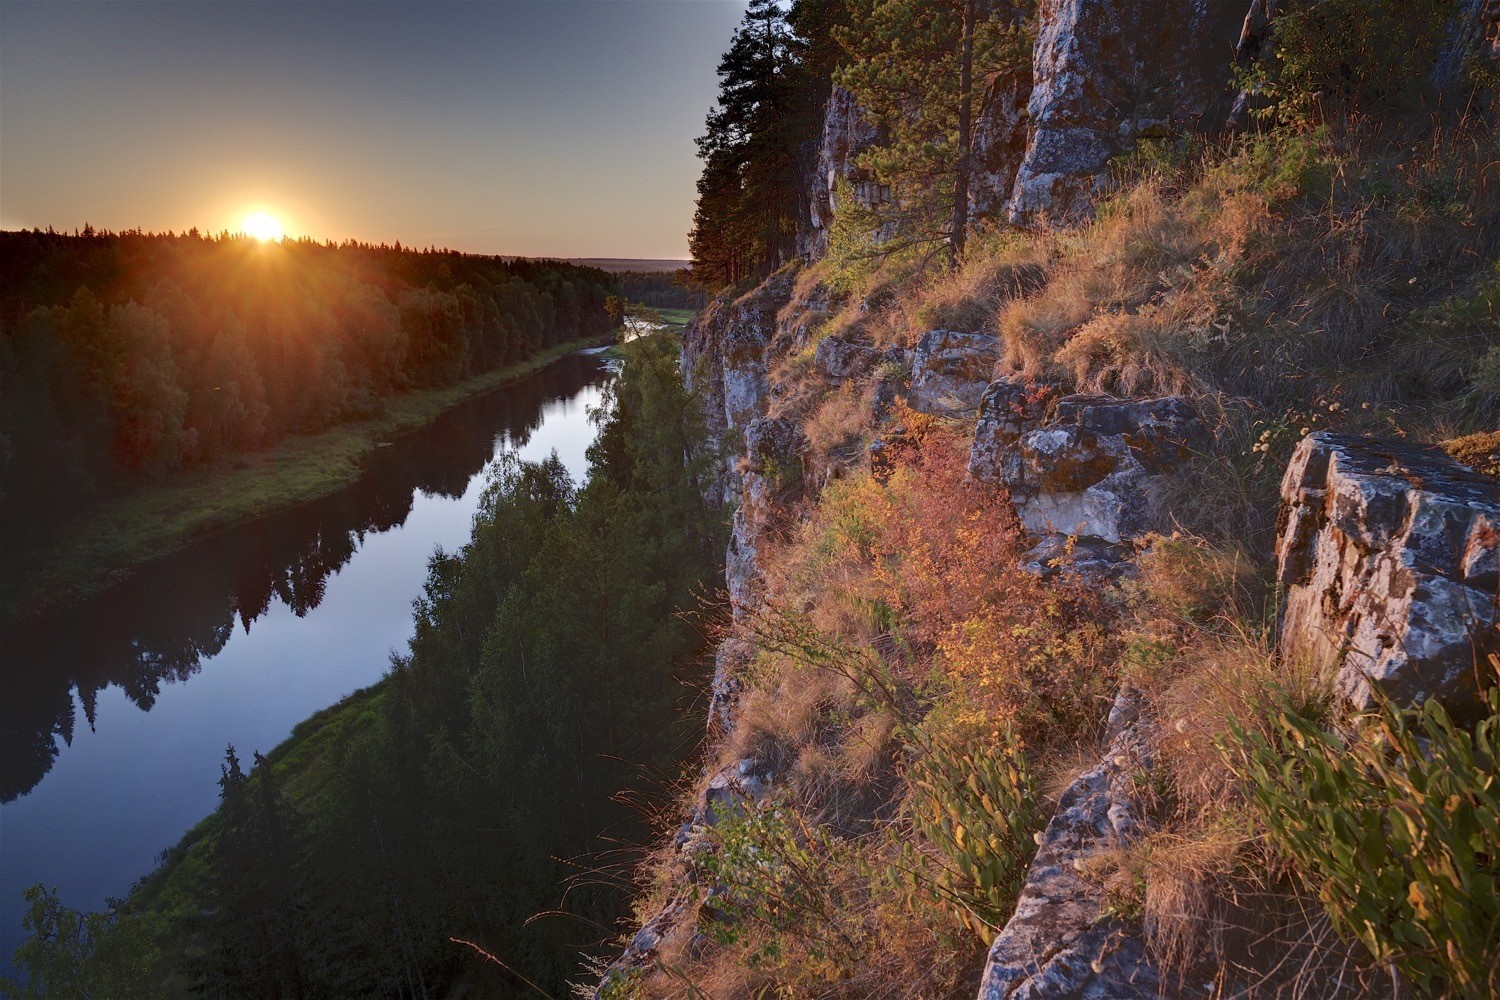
[
  {"left": 0, "top": 229, "right": 615, "bottom": 536},
  {"left": 614, "top": 270, "right": 710, "bottom": 310}
]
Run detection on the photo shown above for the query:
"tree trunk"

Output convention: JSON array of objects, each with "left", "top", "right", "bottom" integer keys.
[{"left": 949, "top": 0, "right": 975, "bottom": 269}]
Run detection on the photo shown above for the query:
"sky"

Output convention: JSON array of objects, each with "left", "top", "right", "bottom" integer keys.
[{"left": 0, "top": 1, "right": 748, "bottom": 260}]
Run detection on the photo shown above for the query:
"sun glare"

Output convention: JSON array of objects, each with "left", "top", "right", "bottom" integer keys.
[{"left": 241, "top": 211, "right": 285, "bottom": 242}]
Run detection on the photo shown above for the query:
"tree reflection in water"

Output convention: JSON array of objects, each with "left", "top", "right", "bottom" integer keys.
[{"left": 0, "top": 353, "right": 606, "bottom": 802}]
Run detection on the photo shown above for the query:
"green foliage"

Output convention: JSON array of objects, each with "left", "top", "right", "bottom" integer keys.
[
  {"left": 834, "top": 0, "right": 1034, "bottom": 249},
  {"left": 1223, "top": 126, "right": 1333, "bottom": 205},
  {"left": 1240, "top": 0, "right": 1459, "bottom": 124},
  {"left": 1224, "top": 683, "right": 1500, "bottom": 996},
  {"left": 697, "top": 803, "right": 866, "bottom": 976},
  {"left": 894, "top": 725, "right": 1045, "bottom": 941},
  {"left": 0, "top": 885, "right": 166, "bottom": 999},
  {"left": 823, "top": 179, "right": 907, "bottom": 294}
]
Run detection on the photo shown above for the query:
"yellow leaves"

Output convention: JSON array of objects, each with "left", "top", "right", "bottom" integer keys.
[{"left": 1407, "top": 880, "right": 1431, "bottom": 921}]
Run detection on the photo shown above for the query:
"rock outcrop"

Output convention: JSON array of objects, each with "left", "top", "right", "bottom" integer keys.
[
  {"left": 1275, "top": 432, "right": 1500, "bottom": 714},
  {"left": 728, "top": 417, "right": 809, "bottom": 614},
  {"left": 970, "top": 381, "right": 1204, "bottom": 547},
  {"left": 682, "top": 273, "right": 797, "bottom": 504},
  {"left": 813, "top": 332, "right": 880, "bottom": 385},
  {"left": 908, "top": 330, "right": 1001, "bottom": 416},
  {"left": 978, "top": 692, "right": 1159, "bottom": 1000},
  {"left": 802, "top": 87, "right": 881, "bottom": 260},
  {"left": 1006, "top": 0, "right": 1244, "bottom": 228}
]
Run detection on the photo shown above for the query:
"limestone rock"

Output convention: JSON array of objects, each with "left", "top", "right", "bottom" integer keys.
[
  {"left": 682, "top": 273, "right": 796, "bottom": 505},
  {"left": 1275, "top": 433, "right": 1500, "bottom": 713},
  {"left": 908, "top": 330, "right": 1001, "bottom": 416},
  {"left": 978, "top": 691, "right": 1159, "bottom": 1000},
  {"left": 813, "top": 333, "right": 880, "bottom": 385},
  {"left": 708, "top": 639, "right": 754, "bottom": 737},
  {"left": 969, "top": 15, "right": 1034, "bottom": 219},
  {"left": 729, "top": 418, "right": 809, "bottom": 616},
  {"left": 802, "top": 87, "right": 881, "bottom": 260},
  {"left": 970, "top": 382, "right": 1204, "bottom": 545},
  {"left": 1007, "top": 0, "right": 1244, "bottom": 228}
]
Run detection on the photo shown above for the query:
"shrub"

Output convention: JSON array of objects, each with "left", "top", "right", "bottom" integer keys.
[
  {"left": 895, "top": 725, "right": 1046, "bottom": 941},
  {"left": 1442, "top": 430, "right": 1500, "bottom": 477},
  {"left": 1223, "top": 675, "right": 1500, "bottom": 996},
  {"left": 1244, "top": 0, "right": 1459, "bottom": 124}
]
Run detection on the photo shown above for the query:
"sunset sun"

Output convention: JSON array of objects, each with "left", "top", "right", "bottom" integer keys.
[{"left": 241, "top": 211, "right": 285, "bottom": 242}]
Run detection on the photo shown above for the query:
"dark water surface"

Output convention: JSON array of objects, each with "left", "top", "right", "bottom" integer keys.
[{"left": 0, "top": 351, "right": 611, "bottom": 972}]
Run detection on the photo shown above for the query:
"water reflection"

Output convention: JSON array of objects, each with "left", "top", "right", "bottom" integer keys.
[{"left": 0, "top": 353, "right": 607, "bottom": 803}]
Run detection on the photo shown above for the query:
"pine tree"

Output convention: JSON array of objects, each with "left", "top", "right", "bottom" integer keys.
[
  {"left": 689, "top": 0, "right": 818, "bottom": 287},
  {"left": 835, "top": 0, "right": 1034, "bottom": 264}
]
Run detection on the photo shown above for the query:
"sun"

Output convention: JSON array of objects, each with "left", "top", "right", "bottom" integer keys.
[{"left": 240, "top": 211, "right": 285, "bottom": 242}]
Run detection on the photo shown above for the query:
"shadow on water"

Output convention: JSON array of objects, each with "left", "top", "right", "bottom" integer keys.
[{"left": 0, "top": 352, "right": 608, "bottom": 803}]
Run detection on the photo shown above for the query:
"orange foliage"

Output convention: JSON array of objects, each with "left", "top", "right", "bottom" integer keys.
[{"left": 769, "top": 419, "right": 1118, "bottom": 744}]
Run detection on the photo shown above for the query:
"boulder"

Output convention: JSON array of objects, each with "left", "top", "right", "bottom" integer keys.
[
  {"left": 1007, "top": 0, "right": 1244, "bottom": 228},
  {"left": 1275, "top": 433, "right": 1500, "bottom": 713},
  {"left": 813, "top": 334, "right": 880, "bottom": 385},
  {"left": 970, "top": 382, "right": 1204, "bottom": 545},
  {"left": 978, "top": 691, "right": 1159, "bottom": 1000},
  {"left": 908, "top": 330, "right": 1001, "bottom": 416}
]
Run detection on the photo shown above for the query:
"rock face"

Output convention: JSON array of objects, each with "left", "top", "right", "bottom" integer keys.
[
  {"left": 1275, "top": 433, "right": 1500, "bottom": 713},
  {"left": 728, "top": 417, "right": 808, "bottom": 614},
  {"left": 978, "top": 692, "right": 1159, "bottom": 1000},
  {"left": 802, "top": 87, "right": 881, "bottom": 260},
  {"left": 813, "top": 333, "right": 880, "bottom": 385},
  {"left": 908, "top": 330, "right": 1001, "bottom": 416},
  {"left": 682, "top": 273, "right": 796, "bottom": 504},
  {"left": 970, "top": 381, "right": 1204, "bottom": 545},
  {"left": 1006, "top": 0, "right": 1244, "bottom": 228}
]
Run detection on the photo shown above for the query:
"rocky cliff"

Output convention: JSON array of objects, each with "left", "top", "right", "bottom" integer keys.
[
  {"left": 803, "top": 0, "right": 1497, "bottom": 232},
  {"left": 601, "top": 3, "right": 1499, "bottom": 995}
]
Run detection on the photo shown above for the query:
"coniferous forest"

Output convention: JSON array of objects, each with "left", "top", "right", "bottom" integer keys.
[{"left": 0, "top": 230, "right": 615, "bottom": 546}]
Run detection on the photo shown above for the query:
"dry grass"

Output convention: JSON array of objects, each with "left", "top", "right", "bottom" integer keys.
[
  {"left": 1072, "top": 533, "right": 1389, "bottom": 996},
  {"left": 913, "top": 232, "right": 1051, "bottom": 334},
  {"left": 802, "top": 382, "right": 873, "bottom": 474}
]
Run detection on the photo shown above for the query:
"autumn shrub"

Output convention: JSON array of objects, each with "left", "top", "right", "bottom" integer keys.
[{"left": 860, "top": 429, "right": 1118, "bottom": 740}]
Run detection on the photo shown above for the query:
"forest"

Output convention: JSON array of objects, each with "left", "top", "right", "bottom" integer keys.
[
  {"left": 3, "top": 332, "right": 726, "bottom": 998},
  {"left": 0, "top": 230, "right": 616, "bottom": 548}
]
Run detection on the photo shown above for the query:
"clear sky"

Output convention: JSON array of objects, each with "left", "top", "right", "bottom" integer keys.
[{"left": 0, "top": 1, "right": 748, "bottom": 259}]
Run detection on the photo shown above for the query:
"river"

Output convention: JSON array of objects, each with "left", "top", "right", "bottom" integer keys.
[{"left": 0, "top": 350, "right": 613, "bottom": 975}]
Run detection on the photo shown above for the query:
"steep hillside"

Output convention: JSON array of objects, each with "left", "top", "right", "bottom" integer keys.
[{"left": 600, "top": 2, "right": 1499, "bottom": 997}]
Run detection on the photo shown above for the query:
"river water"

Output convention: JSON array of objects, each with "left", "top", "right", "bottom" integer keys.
[{"left": 0, "top": 351, "right": 612, "bottom": 974}]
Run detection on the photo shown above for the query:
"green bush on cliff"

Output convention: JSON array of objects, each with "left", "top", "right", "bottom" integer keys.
[
  {"left": 1223, "top": 677, "right": 1500, "bottom": 996},
  {"left": 1241, "top": 0, "right": 1460, "bottom": 123},
  {"left": 893, "top": 724, "right": 1045, "bottom": 942}
]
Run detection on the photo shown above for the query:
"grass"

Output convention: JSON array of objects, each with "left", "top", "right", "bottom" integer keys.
[
  {"left": 0, "top": 335, "right": 611, "bottom": 631},
  {"left": 656, "top": 308, "right": 697, "bottom": 332}
]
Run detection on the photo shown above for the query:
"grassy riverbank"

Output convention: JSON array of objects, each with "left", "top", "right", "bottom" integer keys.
[{"left": 0, "top": 335, "right": 610, "bottom": 630}]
